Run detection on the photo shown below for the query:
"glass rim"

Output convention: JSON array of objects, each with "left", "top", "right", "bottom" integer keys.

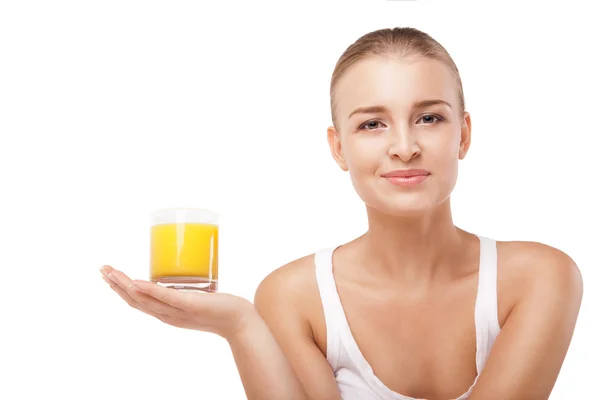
[{"left": 151, "top": 207, "right": 220, "bottom": 224}]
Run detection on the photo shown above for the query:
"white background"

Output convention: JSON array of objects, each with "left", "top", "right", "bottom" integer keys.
[{"left": 1, "top": 1, "right": 598, "bottom": 399}]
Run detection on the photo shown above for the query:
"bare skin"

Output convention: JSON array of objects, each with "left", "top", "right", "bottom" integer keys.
[
  {"left": 100, "top": 266, "right": 309, "bottom": 400},
  {"left": 101, "top": 55, "right": 583, "bottom": 400},
  {"left": 255, "top": 231, "right": 582, "bottom": 400}
]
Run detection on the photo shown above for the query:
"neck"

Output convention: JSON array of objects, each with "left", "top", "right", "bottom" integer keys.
[{"left": 358, "top": 198, "right": 471, "bottom": 286}]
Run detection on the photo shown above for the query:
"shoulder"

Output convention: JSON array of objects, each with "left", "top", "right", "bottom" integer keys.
[
  {"left": 498, "top": 240, "right": 581, "bottom": 285},
  {"left": 254, "top": 253, "right": 318, "bottom": 306},
  {"left": 467, "top": 240, "right": 583, "bottom": 398},
  {"left": 497, "top": 240, "right": 583, "bottom": 319},
  {"left": 253, "top": 252, "right": 327, "bottom": 348},
  {"left": 254, "top": 252, "right": 323, "bottom": 324}
]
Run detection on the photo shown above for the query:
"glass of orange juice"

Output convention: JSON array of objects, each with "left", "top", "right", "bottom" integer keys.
[{"left": 150, "top": 208, "right": 219, "bottom": 292}]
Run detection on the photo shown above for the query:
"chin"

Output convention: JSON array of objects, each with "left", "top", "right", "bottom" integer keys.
[
  {"left": 370, "top": 202, "right": 435, "bottom": 218},
  {"left": 351, "top": 178, "right": 455, "bottom": 217},
  {"left": 362, "top": 190, "right": 450, "bottom": 218}
]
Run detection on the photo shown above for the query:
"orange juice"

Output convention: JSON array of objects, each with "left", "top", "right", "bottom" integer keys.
[{"left": 150, "top": 222, "right": 218, "bottom": 281}]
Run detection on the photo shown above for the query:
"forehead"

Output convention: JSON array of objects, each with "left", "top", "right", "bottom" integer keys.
[{"left": 334, "top": 57, "right": 457, "bottom": 117}]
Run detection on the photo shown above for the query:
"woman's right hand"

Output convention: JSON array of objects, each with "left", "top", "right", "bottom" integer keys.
[{"left": 100, "top": 265, "right": 258, "bottom": 341}]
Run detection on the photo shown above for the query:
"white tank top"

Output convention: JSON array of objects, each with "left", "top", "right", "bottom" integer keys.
[{"left": 314, "top": 235, "right": 501, "bottom": 400}]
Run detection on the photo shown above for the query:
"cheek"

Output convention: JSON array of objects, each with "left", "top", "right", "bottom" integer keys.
[
  {"left": 343, "top": 137, "right": 383, "bottom": 172},
  {"left": 428, "top": 127, "right": 462, "bottom": 161},
  {"left": 429, "top": 132, "right": 461, "bottom": 185},
  {"left": 343, "top": 139, "right": 384, "bottom": 200}
]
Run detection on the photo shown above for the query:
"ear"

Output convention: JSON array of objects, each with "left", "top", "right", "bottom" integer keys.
[
  {"left": 458, "top": 111, "right": 472, "bottom": 159},
  {"left": 327, "top": 125, "right": 348, "bottom": 171}
]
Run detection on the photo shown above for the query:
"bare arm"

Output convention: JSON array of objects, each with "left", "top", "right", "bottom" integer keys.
[
  {"left": 254, "top": 259, "right": 342, "bottom": 400},
  {"left": 469, "top": 245, "right": 583, "bottom": 400},
  {"left": 227, "top": 312, "right": 310, "bottom": 400},
  {"left": 100, "top": 266, "right": 309, "bottom": 400}
]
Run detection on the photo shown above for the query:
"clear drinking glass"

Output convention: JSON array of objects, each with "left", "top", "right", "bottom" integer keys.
[{"left": 150, "top": 208, "right": 219, "bottom": 292}]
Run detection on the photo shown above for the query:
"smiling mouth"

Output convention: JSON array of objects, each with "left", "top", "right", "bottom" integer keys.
[{"left": 381, "top": 170, "right": 430, "bottom": 187}]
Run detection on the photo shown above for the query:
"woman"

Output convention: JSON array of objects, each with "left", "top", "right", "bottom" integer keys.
[{"left": 100, "top": 27, "right": 583, "bottom": 400}]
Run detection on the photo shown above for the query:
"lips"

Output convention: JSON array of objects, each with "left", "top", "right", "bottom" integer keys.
[
  {"left": 381, "top": 169, "right": 430, "bottom": 187},
  {"left": 381, "top": 169, "right": 430, "bottom": 178}
]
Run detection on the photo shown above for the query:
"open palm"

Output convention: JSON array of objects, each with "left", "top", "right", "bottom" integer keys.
[{"left": 100, "top": 266, "right": 256, "bottom": 340}]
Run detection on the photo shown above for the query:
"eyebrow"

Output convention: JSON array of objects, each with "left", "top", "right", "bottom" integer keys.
[{"left": 347, "top": 100, "right": 452, "bottom": 119}]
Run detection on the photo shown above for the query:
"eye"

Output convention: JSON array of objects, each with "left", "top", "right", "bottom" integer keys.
[
  {"left": 358, "top": 120, "right": 384, "bottom": 130},
  {"left": 418, "top": 114, "right": 443, "bottom": 124}
]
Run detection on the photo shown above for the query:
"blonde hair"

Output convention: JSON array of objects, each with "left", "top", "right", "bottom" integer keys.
[{"left": 330, "top": 27, "right": 465, "bottom": 129}]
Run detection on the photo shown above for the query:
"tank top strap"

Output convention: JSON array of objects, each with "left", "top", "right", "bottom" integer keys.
[
  {"left": 474, "top": 235, "right": 502, "bottom": 374},
  {"left": 314, "top": 246, "right": 344, "bottom": 370}
]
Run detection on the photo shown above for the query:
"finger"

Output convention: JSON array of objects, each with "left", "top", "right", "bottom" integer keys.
[
  {"left": 131, "top": 280, "right": 200, "bottom": 310},
  {"left": 127, "top": 283, "right": 186, "bottom": 316},
  {"left": 100, "top": 265, "right": 115, "bottom": 276},
  {"left": 102, "top": 276, "right": 191, "bottom": 327},
  {"left": 105, "top": 269, "right": 134, "bottom": 290},
  {"left": 100, "top": 268, "right": 185, "bottom": 318},
  {"left": 104, "top": 277, "right": 174, "bottom": 321},
  {"left": 102, "top": 274, "right": 144, "bottom": 311}
]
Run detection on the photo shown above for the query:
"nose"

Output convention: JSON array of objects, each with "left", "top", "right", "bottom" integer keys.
[{"left": 387, "top": 127, "right": 421, "bottom": 162}]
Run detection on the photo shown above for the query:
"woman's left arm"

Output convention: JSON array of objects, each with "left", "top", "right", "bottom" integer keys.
[{"left": 469, "top": 245, "right": 583, "bottom": 400}]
